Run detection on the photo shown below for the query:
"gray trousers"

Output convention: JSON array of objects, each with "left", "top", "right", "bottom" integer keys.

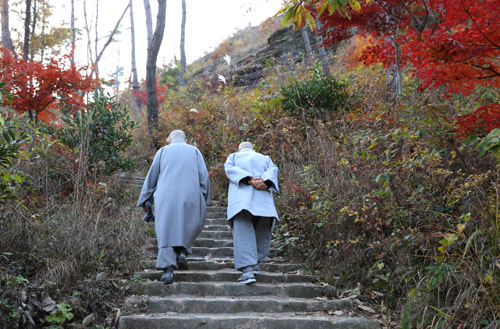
[
  {"left": 156, "top": 246, "right": 186, "bottom": 270},
  {"left": 232, "top": 210, "right": 273, "bottom": 272}
]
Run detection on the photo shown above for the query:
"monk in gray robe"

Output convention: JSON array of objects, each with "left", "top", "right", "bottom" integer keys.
[
  {"left": 224, "top": 142, "right": 279, "bottom": 284},
  {"left": 137, "top": 130, "right": 210, "bottom": 284}
]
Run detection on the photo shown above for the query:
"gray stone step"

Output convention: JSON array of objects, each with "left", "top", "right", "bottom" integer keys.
[
  {"left": 195, "top": 238, "right": 233, "bottom": 248},
  {"left": 134, "top": 269, "right": 318, "bottom": 284},
  {"left": 133, "top": 281, "right": 336, "bottom": 298},
  {"left": 124, "top": 295, "right": 351, "bottom": 314},
  {"left": 205, "top": 218, "right": 228, "bottom": 225},
  {"left": 148, "top": 237, "right": 233, "bottom": 248},
  {"left": 144, "top": 246, "right": 234, "bottom": 257},
  {"left": 199, "top": 231, "right": 232, "bottom": 239},
  {"left": 144, "top": 246, "right": 281, "bottom": 259},
  {"left": 119, "top": 313, "right": 379, "bottom": 329},
  {"left": 203, "top": 224, "right": 231, "bottom": 231},
  {"left": 140, "top": 259, "right": 303, "bottom": 272}
]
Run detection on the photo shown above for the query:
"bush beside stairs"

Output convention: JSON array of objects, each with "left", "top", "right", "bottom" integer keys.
[{"left": 119, "top": 203, "right": 380, "bottom": 329}]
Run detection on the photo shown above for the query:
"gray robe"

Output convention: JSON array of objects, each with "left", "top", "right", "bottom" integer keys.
[
  {"left": 224, "top": 149, "right": 279, "bottom": 221},
  {"left": 137, "top": 139, "right": 210, "bottom": 253}
]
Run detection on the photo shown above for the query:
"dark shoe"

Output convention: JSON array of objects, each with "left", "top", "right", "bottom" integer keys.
[
  {"left": 160, "top": 268, "right": 174, "bottom": 284},
  {"left": 176, "top": 253, "right": 188, "bottom": 270}
]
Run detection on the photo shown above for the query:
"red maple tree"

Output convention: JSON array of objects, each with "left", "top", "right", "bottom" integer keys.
[
  {"left": 134, "top": 80, "right": 168, "bottom": 106},
  {"left": 0, "top": 48, "right": 97, "bottom": 122},
  {"left": 316, "top": 0, "right": 500, "bottom": 94}
]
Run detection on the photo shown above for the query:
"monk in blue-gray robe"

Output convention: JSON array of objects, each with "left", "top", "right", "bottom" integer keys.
[
  {"left": 224, "top": 142, "right": 279, "bottom": 284},
  {"left": 137, "top": 130, "right": 210, "bottom": 284}
]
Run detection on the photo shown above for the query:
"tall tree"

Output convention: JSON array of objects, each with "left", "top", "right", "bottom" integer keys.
[
  {"left": 71, "top": 0, "right": 75, "bottom": 63},
  {"left": 143, "top": 0, "right": 153, "bottom": 47},
  {"left": 178, "top": 0, "right": 186, "bottom": 86},
  {"left": 94, "top": 0, "right": 99, "bottom": 77},
  {"left": 301, "top": 26, "right": 313, "bottom": 62},
  {"left": 314, "top": 18, "right": 329, "bottom": 74},
  {"left": 23, "top": 0, "right": 32, "bottom": 60},
  {"left": 129, "top": 0, "right": 141, "bottom": 111},
  {"left": 29, "top": 0, "right": 37, "bottom": 60},
  {"left": 1, "top": 0, "right": 15, "bottom": 52},
  {"left": 89, "top": 3, "right": 130, "bottom": 78},
  {"left": 146, "top": 0, "right": 167, "bottom": 148},
  {"left": 83, "top": 0, "right": 94, "bottom": 66}
]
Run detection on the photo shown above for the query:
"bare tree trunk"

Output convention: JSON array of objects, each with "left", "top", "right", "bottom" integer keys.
[
  {"left": 89, "top": 3, "right": 130, "bottom": 78},
  {"left": 146, "top": 0, "right": 167, "bottom": 149},
  {"left": 143, "top": 0, "right": 153, "bottom": 47},
  {"left": 129, "top": 0, "right": 141, "bottom": 112},
  {"left": 71, "top": 0, "right": 75, "bottom": 63},
  {"left": 178, "top": 0, "right": 186, "bottom": 86},
  {"left": 314, "top": 19, "right": 330, "bottom": 74},
  {"left": 23, "top": 0, "right": 32, "bottom": 60},
  {"left": 393, "top": 37, "right": 403, "bottom": 96},
  {"left": 83, "top": 0, "right": 94, "bottom": 66},
  {"left": 301, "top": 26, "right": 313, "bottom": 63},
  {"left": 1, "top": 0, "right": 15, "bottom": 53},
  {"left": 94, "top": 0, "right": 99, "bottom": 77},
  {"left": 29, "top": 0, "right": 37, "bottom": 60}
]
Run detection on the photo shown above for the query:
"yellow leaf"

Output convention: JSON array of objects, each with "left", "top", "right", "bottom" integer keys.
[
  {"left": 438, "top": 245, "right": 446, "bottom": 253},
  {"left": 366, "top": 142, "right": 377, "bottom": 150},
  {"left": 457, "top": 223, "right": 465, "bottom": 234},
  {"left": 349, "top": 0, "right": 361, "bottom": 11},
  {"left": 275, "top": 3, "right": 291, "bottom": 16}
]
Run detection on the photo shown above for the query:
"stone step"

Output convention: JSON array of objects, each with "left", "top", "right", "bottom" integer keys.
[
  {"left": 148, "top": 237, "right": 233, "bottom": 248},
  {"left": 133, "top": 281, "right": 336, "bottom": 298},
  {"left": 140, "top": 259, "right": 303, "bottom": 272},
  {"left": 124, "top": 295, "right": 352, "bottom": 314},
  {"left": 119, "top": 313, "right": 379, "bottom": 329},
  {"left": 143, "top": 246, "right": 234, "bottom": 257},
  {"left": 134, "top": 269, "right": 318, "bottom": 284},
  {"left": 199, "top": 231, "right": 233, "bottom": 239},
  {"left": 195, "top": 238, "right": 233, "bottom": 248},
  {"left": 204, "top": 218, "right": 228, "bottom": 225},
  {"left": 206, "top": 206, "right": 226, "bottom": 213},
  {"left": 203, "top": 224, "right": 231, "bottom": 231},
  {"left": 144, "top": 246, "right": 281, "bottom": 259}
]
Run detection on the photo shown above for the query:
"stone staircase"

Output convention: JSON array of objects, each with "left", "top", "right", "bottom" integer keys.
[{"left": 119, "top": 206, "right": 380, "bottom": 329}]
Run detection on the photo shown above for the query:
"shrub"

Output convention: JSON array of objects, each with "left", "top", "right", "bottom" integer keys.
[
  {"left": 46, "top": 92, "right": 137, "bottom": 176},
  {"left": 0, "top": 85, "right": 28, "bottom": 220},
  {"left": 280, "top": 63, "right": 351, "bottom": 121}
]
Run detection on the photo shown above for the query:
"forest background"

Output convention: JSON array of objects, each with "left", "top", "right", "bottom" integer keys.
[{"left": 1, "top": 0, "right": 499, "bottom": 328}]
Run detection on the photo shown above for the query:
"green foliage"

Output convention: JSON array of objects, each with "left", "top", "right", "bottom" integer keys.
[
  {"left": 47, "top": 92, "right": 137, "bottom": 176},
  {"left": 280, "top": 63, "right": 351, "bottom": 121},
  {"left": 0, "top": 86, "right": 28, "bottom": 218},
  {"left": 46, "top": 303, "right": 73, "bottom": 327}
]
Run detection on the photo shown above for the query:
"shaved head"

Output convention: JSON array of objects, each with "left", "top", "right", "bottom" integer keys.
[
  {"left": 238, "top": 142, "right": 253, "bottom": 152},
  {"left": 169, "top": 130, "right": 186, "bottom": 141}
]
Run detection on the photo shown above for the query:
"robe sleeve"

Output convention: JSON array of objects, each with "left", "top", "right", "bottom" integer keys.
[
  {"left": 261, "top": 156, "right": 279, "bottom": 193},
  {"left": 224, "top": 153, "right": 253, "bottom": 186},
  {"left": 136, "top": 149, "right": 162, "bottom": 207},
  {"left": 197, "top": 150, "right": 211, "bottom": 205}
]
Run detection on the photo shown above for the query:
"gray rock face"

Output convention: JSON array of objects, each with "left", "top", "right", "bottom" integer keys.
[
  {"left": 119, "top": 205, "right": 380, "bottom": 329},
  {"left": 193, "top": 26, "right": 332, "bottom": 89}
]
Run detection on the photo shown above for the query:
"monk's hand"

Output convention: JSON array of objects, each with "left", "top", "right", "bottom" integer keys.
[
  {"left": 142, "top": 205, "right": 147, "bottom": 213},
  {"left": 250, "top": 178, "right": 267, "bottom": 190}
]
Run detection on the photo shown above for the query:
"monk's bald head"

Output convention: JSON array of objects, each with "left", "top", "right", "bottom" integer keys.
[
  {"left": 238, "top": 142, "right": 253, "bottom": 152},
  {"left": 169, "top": 130, "right": 185, "bottom": 142}
]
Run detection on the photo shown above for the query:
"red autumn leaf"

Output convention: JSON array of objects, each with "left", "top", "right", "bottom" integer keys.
[{"left": 0, "top": 47, "right": 97, "bottom": 122}]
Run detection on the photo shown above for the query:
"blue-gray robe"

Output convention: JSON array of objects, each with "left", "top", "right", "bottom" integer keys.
[
  {"left": 137, "top": 139, "right": 210, "bottom": 253},
  {"left": 224, "top": 149, "right": 279, "bottom": 221}
]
